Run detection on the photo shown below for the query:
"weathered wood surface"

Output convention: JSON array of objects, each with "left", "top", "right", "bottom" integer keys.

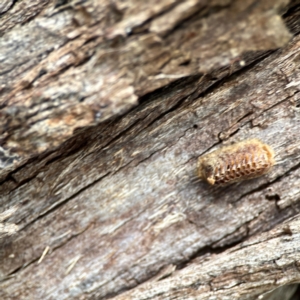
[
  {"left": 114, "top": 216, "right": 300, "bottom": 300},
  {"left": 1, "top": 0, "right": 300, "bottom": 299}
]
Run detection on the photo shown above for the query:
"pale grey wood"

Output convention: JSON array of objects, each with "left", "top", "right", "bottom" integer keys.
[{"left": 0, "top": 0, "right": 300, "bottom": 299}]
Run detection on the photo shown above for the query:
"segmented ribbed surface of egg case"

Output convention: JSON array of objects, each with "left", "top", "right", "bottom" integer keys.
[{"left": 197, "top": 139, "right": 275, "bottom": 185}]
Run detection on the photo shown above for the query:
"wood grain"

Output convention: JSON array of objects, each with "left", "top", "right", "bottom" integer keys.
[{"left": 1, "top": 0, "right": 300, "bottom": 299}]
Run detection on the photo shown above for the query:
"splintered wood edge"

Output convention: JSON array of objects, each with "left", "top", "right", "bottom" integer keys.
[{"left": 113, "top": 215, "right": 300, "bottom": 300}]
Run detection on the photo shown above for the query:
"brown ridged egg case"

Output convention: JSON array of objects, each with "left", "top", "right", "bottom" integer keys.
[{"left": 197, "top": 139, "right": 275, "bottom": 185}]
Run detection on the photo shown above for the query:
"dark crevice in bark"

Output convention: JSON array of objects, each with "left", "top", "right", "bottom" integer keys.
[
  {"left": 1, "top": 2, "right": 300, "bottom": 300},
  {"left": 1, "top": 134, "right": 89, "bottom": 189},
  {"left": 0, "top": 0, "right": 17, "bottom": 16},
  {"left": 284, "top": 3, "right": 300, "bottom": 35},
  {"left": 138, "top": 74, "right": 203, "bottom": 105}
]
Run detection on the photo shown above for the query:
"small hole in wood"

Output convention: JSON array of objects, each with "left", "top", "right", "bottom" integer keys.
[
  {"left": 179, "top": 59, "right": 191, "bottom": 66},
  {"left": 265, "top": 194, "right": 280, "bottom": 201}
]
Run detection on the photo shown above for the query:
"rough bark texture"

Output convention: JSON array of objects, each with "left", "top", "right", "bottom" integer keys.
[{"left": 1, "top": 0, "right": 300, "bottom": 299}]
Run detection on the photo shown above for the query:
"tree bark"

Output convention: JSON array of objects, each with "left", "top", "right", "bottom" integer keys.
[{"left": 1, "top": 0, "right": 300, "bottom": 299}]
